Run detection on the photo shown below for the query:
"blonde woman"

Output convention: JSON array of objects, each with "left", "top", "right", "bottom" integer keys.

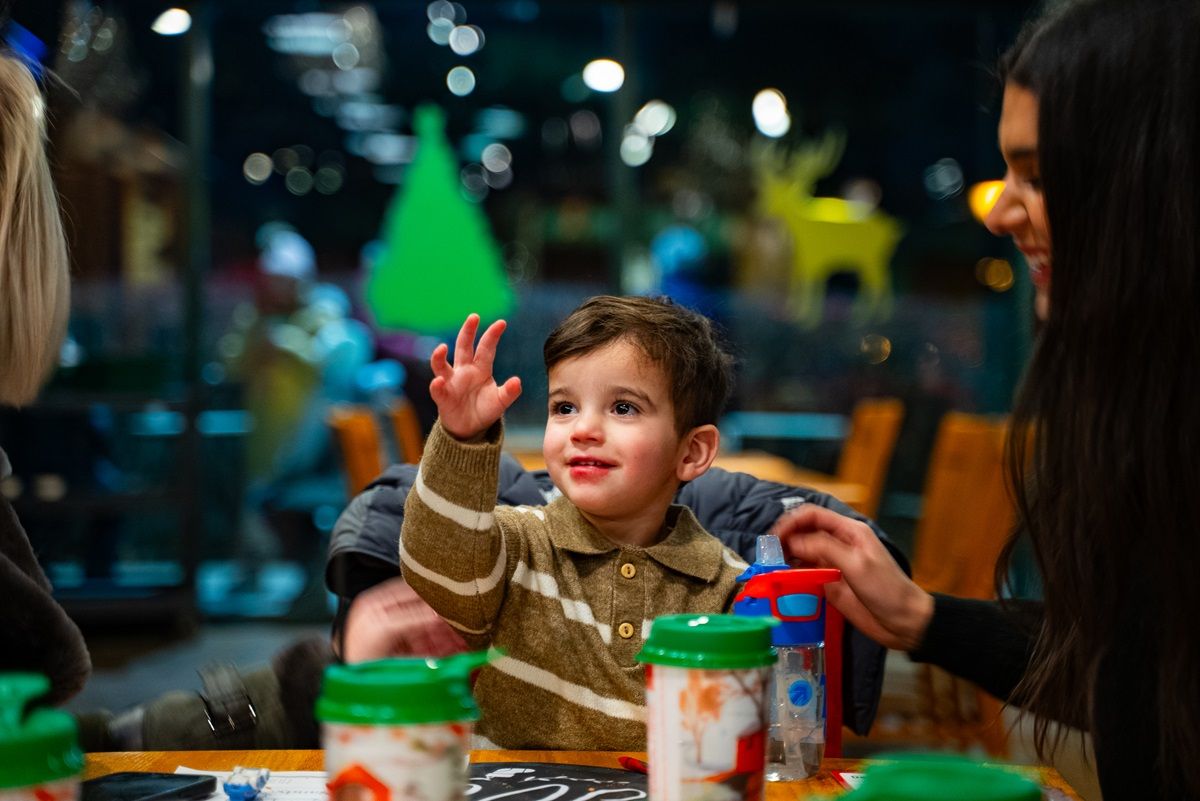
[{"left": 0, "top": 51, "right": 89, "bottom": 703}]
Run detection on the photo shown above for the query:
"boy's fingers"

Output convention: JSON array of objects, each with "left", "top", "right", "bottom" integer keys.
[
  {"left": 430, "top": 343, "right": 452, "bottom": 379},
  {"left": 475, "top": 319, "right": 508, "bottom": 370},
  {"left": 455, "top": 314, "right": 480, "bottom": 365},
  {"left": 497, "top": 376, "right": 522, "bottom": 408},
  {"left": 429, "top": 375, "right": 448, "bottom": 405}
]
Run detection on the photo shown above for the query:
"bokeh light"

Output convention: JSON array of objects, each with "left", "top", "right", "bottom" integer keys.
[
  {"left": 461, "top": 163, "right": 489, "bottom": 201},
  {"left": 285, "top": 167, "right": 314, "bottom": 195},
  {"left": 427, "top": 1, "right": 454, "bottom": 21},
  {"left": 969, "top": 180, "right": 1005, "bottom": 223},
  {"left": 633, "top": 100, "right": 676, "bottom": 137},
  {"left": 484, "top": 167, "right": 513, "bottom": 189},
  {"left": 860, "top": 334, "right": 892, "bottom": 365},
  {"left": 923, "top": 158, "right": 964, "bottom": 199},
  {"left": 752, "top": 89, "right": 790, "bottom": 138},
  {"left": 243, "top": 153, "right": 272, "bottom": 185},
  {"left": 449, "top": 25, "right": 483, "bottom": 55},
  {"left": 582, "top": 59, "right": 624, "bottom": 93},
  {"left": 272, "top": 147, "right": 299, "bottom": 174},
  {"left": 975, "top": 257, "right": 1015, "bottom": 292},
  {"left": 481, "top": 143, "right": 512, "bottom": 173},
  {"left": 151, "top": 8, "right": 191, "bottom": 36},
  {"left": 427, "top": 18, "right": 453, "bottom": 45},
  {"left": 569, "top": 110, "right": 602, "bottom": 148},
  {"left": 446, "top": 66, "right": 476, "bottom": 96},
  {"left": 331, "top": 42, "right": 360, "bottom": 70},
  {"left": 620, "top": 129, "right": 653, "bottom": 167},
  {"left": 315, "top": 165, "right": 345, "bottom": 194}
]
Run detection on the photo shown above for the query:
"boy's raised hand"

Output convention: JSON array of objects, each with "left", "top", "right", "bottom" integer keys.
[{"left": 430, "top": 314, "right": 522, "bottom": 440}]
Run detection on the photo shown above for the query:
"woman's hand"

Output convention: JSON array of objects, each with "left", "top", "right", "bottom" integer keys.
[
  {"left": 771, "top": 505, "right": 934, "bottom": 652},
  {"left": 430, "top": 314, "right": 522, "bottom": 441}
]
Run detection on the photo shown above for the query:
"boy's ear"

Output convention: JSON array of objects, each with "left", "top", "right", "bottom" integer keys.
[{"left": 677, "top": 424, "right": 720, "bottom": 482}]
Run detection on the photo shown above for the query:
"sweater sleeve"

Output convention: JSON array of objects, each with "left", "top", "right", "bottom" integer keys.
[
  {"left": 909, "top": 594, "right": 1041, "bottom": 705},
  {"left": 399, "top": 420, "right": 512, "bottom": 638}
]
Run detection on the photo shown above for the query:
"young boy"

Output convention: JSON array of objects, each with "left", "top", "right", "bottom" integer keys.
[{"left": 400, "top": 296, "right": 749, "bottom": 750}]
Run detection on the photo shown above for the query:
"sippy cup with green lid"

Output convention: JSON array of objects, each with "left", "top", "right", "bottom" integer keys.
[
  {"left": 637, "top": 614, "right": 778, "bottom": 801},
  {"left": 316, "top": 654, "right": 489, "bottom": 801},
  {"left": 0, "top": 674, "right": 84, "bottom": 801}
]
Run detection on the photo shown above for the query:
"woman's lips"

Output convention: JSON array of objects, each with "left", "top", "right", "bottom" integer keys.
[
  {"left": 1027, "top": 260, "right": 1050, "bottom": 289},
  {"left": 1020, "top": 249, "right": 1051, "bottom": 289}
]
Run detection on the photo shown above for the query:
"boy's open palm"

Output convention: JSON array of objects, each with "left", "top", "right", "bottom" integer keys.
[{"left": 430, "top": 314, "right": 522, "bottom": 440}]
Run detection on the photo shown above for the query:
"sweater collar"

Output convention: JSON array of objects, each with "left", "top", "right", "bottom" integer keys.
[{"left": 546, "top": 496, "right": 727, "bottom": 583}]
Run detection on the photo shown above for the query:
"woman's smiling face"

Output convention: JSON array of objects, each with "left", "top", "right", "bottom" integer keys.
[{"left": 986, "top": 84, "right": 1052, "bottom": 320}]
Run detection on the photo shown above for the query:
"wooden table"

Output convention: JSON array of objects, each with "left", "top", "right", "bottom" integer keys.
[{"left": 84, "top": 749, "right": 1084, "bottom": 799}]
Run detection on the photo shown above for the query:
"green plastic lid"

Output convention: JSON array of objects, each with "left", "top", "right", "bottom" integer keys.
[
  {"left": 0, "top": 673, "right": 83, "bottom": 789},
  {"left": 636, "top": 614, "right": 778, "bottom": 670},
  {"left": 839, "top": 754, "right": 1042, "bottom": 801},
  {"left": 316, "top": 653, "right": 491, "bottom": 726}
]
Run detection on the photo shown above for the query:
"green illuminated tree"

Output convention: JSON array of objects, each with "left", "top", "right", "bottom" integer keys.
[{"left": 367, "top": 105, "right": 513, "bottom": 333}]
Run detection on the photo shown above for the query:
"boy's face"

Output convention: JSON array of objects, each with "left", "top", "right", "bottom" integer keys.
[{"left": 543, "top": 339, "right": 690, "bottom": 538}]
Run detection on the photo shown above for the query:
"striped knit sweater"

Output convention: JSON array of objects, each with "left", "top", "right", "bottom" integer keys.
[{"left": 400, "top": 420, "right": 750, "bottom": 750}]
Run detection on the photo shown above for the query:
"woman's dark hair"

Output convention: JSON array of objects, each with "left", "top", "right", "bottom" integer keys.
[{"left": 995, "top": 0, "right": 1200, "bottom": 790}]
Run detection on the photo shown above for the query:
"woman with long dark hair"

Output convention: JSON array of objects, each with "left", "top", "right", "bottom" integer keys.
[{"left": 773, "top": 0, "right": 1200, "bottom": 797}]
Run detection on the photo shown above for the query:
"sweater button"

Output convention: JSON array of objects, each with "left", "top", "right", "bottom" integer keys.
[
  {"left": 620, "top": 562, "right": 637, "bottom": 579},
  {"left": 618, "top": 622, "right": 635, "bottom": 639}
]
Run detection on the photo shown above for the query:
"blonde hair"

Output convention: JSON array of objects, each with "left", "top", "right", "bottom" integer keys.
[{"left": 0, "top": 54, "right": 69, "bottom": 406}]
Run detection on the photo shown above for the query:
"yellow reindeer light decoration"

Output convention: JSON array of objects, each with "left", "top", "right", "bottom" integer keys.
[{"left": 752, "top": 132, "right": 904, "bottom": 327}]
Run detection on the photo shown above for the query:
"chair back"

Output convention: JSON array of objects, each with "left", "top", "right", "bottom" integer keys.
[
  {"left": 834, "top": 397, "right": 904, "bottom": 518},
  {"left": 911, "top": 412, "right": 1015, "bottom": 600},
  {"left": 388, "top": 398, "right": 425, "bottom": 464},
  {"left": 909, "top": 411, "right": 1015, "bottom": 756},
  {"left": 328, "top": 405, "right": 386, "bottom": 496}
]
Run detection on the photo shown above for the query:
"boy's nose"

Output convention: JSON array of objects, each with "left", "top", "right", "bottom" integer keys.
[{"left": 570, "top": 410, "right": 604, "bottom": 443}]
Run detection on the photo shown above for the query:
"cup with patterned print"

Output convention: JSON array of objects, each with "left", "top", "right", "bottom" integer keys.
[
  {"left": 316, "top": 653, "right": 490, "bottom": 801},
  {"left": 0, "top": 673, "right": 84, "bottom": 801},
  {"left": 637, "top": 615, "right": 778, "bottom": 801}
]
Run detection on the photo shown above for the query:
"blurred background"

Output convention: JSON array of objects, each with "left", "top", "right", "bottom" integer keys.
[{"left": 2, "top": 0, "right": 1077, "bottom": 776}]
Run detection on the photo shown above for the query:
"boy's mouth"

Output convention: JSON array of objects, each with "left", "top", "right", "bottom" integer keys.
[
  {"left": 568, "top": 457, "right": 616, "bottom": 468},
  {"left": 567, "top": 456, "right": 616, "bottom": 478}
]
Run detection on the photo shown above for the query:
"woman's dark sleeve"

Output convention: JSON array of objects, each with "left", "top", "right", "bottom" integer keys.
[{"left": 909, "top": 594, "right": 1041, "bottom": 705}]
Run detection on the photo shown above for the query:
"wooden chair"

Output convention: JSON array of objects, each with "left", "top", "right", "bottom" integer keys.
[
  {"left": 387, "top": 398, "right": 425, "bottom": 464},
  {"left": 789, "top": 397, "right": 904, "bottom": 517},
  {"left": 327, "top": 405, "right": 387, "bottom": 496},
  {"left": 868, "top": 411, "right": 1015, "bottom": 756}
]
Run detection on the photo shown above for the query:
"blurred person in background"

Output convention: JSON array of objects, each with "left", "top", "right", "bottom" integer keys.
[
  {"left": 0, "top": 50, "right": 89, "bottom": 703},
  {"left": 773, "top": 1, "right": 1200, "bottom": 798}
]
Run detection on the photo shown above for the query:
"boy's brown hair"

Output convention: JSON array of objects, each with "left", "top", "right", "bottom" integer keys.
[{"left": 543, "top": 295, "right": 734, "bottom": 434}]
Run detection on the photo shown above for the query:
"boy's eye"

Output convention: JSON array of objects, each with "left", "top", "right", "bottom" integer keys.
[
  {"left": 613, "top": 401, "right": 638, "bottom": 416},
  {"left": 551, "top": 401, "right": 576, "bottom": 415}
]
